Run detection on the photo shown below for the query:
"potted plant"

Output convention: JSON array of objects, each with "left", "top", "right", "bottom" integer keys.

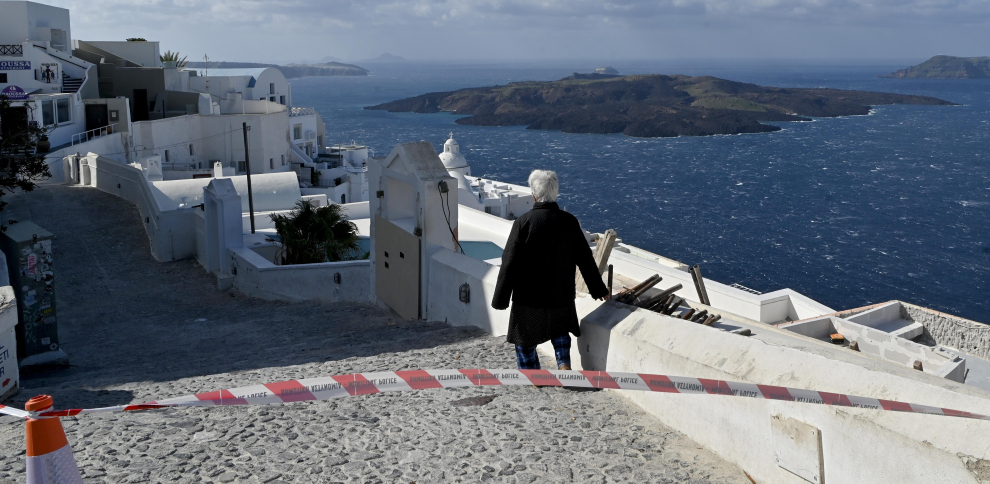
[{"left": 35, "top": 134, "right": 50, "bottom": 153}]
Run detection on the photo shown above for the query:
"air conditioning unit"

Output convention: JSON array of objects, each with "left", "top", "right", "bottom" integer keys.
[{"left": 305, "top": 131, "right": 316, "bottom": 141}]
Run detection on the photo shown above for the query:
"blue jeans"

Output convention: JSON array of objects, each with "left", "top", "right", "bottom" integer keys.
[{"left": 515, "top": 334, "right": 572, "bottom": 370}]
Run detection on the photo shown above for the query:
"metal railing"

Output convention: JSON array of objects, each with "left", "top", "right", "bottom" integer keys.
[
  {"left": 71, "top": 124, "right": 118, "bottom": 146},
  {"left": 0, "top": 45, "right": 23, "bottom": 56},
  {"left": 729, "top": 283, "right": 763, "bottom": 295},
  {"left": 289, "top": 107, "right": 317, "bottom": 117}
]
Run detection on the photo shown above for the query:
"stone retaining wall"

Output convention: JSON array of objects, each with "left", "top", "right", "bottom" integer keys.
[{"left": 903, "top": 302, "right": 990, "bottom": 360}]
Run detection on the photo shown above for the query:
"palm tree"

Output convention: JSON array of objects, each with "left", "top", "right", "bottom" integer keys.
[
  {"left": 270, "top": 200, "right": 362, "bottom": 265},
  {"left": 159, "top": 50, "right": 188, "bottom": 68}
]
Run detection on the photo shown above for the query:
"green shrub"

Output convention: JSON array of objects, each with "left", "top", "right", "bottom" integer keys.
[{"left": 270, "top": 200, "right": 361, "bottom": 265}]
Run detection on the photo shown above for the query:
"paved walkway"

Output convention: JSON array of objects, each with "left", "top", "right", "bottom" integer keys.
[{"left": 0, "top": 185, "right": 748, "bottom": 483}]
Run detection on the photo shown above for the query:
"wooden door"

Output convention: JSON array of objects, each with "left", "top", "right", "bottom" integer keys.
[{"left": 375, "top": 216, "right": 421, "bottom": 320}]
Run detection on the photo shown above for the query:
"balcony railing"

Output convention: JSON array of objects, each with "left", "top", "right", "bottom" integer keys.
[
  {"left": 0, "top": 44, "right": 24, "bottom": 56},
  {"left": 71, "top": 124, "right": 118, "bottom": 146},
  {"left": 289, "top": 107, "right": 316, "bottom": 117}
]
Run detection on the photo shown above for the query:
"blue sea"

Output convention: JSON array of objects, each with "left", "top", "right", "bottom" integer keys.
[{"left": 289, "top": 60, "right": 990, "bottom": 323}]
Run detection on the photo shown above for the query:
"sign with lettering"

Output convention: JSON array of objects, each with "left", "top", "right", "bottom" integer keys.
[
  {"left": 0, "top": 85, "right": 28, "bottom": 101},
  {"left": 0, "top": 61, "right": 30, "bottom": 70}
]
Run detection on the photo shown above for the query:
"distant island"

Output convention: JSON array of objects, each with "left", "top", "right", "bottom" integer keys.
[
  {"left": 365, "top": 74, "right": 955, "bottom": 138},
  {"left": 360, "top": 53, "right": 407, "bottom": 63},
  {"left": 185, "top": 61, "right": 368, "bottom": 78},
  {"left": 883, "top": 55, "right": 990, "bottom": 79}
]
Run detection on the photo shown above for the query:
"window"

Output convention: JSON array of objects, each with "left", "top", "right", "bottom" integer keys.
[
  {"left": 270, "top": 83, "right": 275, "bottom": 95},
  {"left": 341, "top": 194, "right": 346, "bottom": 204},
  {"left": 317, "top": 135, "right": 323, "bottom": 147},
  {"left": 0, "top": 73, "right": 7, "bottom": 83},
  {"left": 269, "top": 158, "right": 274, "bottom": 170},
  {"left": 164, "top": 150, "right": 170, "bottom": 162},
  {"left": 279, "top": 95, "right": 285, "bottom": 105},
  {"left": 189, "top": 144, "right": 194, "bottom": 155},
  {"left": 281, "top": 154, "right": 285, "bottom": 166},
  {"left": 40, "top": 100, "right": 55, "bottom": 126},
  {"left": 56, "top": 97, "right": 71, "bottom": 123},
  {"left": 293, "top": 124, "right": 302, "bottom": 140},
  {"left": 269, "top": 96, "right": 276, "bottom": 103}
]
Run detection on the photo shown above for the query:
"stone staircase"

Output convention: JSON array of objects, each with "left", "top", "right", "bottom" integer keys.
[{"left": 61, "top": 74, "right": 83, "bottom": 94}]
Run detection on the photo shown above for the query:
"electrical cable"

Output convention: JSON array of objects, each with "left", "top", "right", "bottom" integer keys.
[{"left": 438, "top": 181, "right": 464, "bottom": 254}]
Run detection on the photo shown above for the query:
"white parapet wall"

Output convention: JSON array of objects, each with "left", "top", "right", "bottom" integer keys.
[
  {"left": 427, "top": 248, "right": 508, "bottom": 335},
  {"left": 50, "top": 132, "right": 128, "bottom": 183},
  {"left": 151, "top": 172, "right": 301, "bottom": 212},
  {"left": 568, "top": 298, "right": 990, "bottom": 484},
  {"left": 78, "top": 154, "right": 200, "bottom": 261},
  {"left": 230, "top": 247, "right": 370, "bottom": 304},
  {"left": 606, "top": 249, "right": 834, "bottom": 324}
]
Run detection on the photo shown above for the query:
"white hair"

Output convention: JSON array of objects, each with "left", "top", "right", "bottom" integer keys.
[{"left": 528, "top": 169, "right": 559, "bottom": 203}]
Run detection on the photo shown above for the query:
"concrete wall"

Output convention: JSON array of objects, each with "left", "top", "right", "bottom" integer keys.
[
  {"left": 901, "top": 302, "right": 990, "bottom": 360},
  {"left": 0, "top": 2, "right": 71, "bottom": 49},
  {"left": 131, "top": 111, "right": 291, "bottom": 175},
  {"left": 151, "top": 172, "right": 301, "bottom": 213},
  {"left": 48, "top": 132, "right": 128, "bottom": 182},
  {"left": 607, "top": 249, "right": 833, "bottom": 324},
  {"left": 570, "top": 299, "right": 990, "bottom": 484},
  {"left": 230, "top": 247, "right": 370, "bottom": 303},
  {"left": 79, "top": 154, "right": 198, "bottom": 261},
  {"left": 427, "top": 248, "right": 509, "bottom": 335},
  {"left": 82, "top": 97, "right": 132, "bottom": 133},
  {"left": 85, "top": 40, "right": 160, "bottom": 67},
  {"left": 784, "top": 315, "right": 966, "bottom": 382}
]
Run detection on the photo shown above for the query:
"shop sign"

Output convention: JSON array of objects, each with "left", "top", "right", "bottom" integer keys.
[
  {"left": 0, "top": 61, "right": 31, "bottom": 70},
  {"left": 0, "top": 85, "right": 29, "bottom": 101}
]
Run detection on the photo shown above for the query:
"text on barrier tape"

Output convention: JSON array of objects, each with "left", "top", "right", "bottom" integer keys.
[{"left": 1, "top": 369, "right": 987, "bottom": 421}]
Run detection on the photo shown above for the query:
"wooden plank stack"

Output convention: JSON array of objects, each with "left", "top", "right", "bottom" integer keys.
[{"left": 615, "top": 275, "right": 723, "bottom": 326}]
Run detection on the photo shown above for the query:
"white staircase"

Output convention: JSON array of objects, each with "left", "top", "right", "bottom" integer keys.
[{"left": 61, "top": 74, "right": 83, "bottom": 94}]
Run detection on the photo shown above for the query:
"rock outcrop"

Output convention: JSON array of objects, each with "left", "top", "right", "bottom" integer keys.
[{"left": 366, "top": 74, "right": 954, "bottom": 138}]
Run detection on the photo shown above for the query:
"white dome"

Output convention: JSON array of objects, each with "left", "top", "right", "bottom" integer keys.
[{"left": 439, "top": 132, "right": 469, "bottom": 171}]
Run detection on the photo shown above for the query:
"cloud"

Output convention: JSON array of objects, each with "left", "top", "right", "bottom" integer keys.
[
  {"left": 53, "top": 0, "right": 990, "bottom": 29},
  {"left": 40, "top": 0, "right": 990, "bottom": 60}
]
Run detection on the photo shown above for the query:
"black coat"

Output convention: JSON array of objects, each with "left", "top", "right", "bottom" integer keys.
[{"left": 492, "top": 202, "right": 609, "bottom": 346}]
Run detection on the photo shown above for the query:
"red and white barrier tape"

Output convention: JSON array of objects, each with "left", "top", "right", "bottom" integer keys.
[{"left": 1, "top": 369, "right": 988, "bottom": 421}]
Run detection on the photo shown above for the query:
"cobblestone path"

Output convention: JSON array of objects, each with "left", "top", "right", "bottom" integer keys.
[{"left": 0, "top": 185, "right": 749, "bottom": 483}]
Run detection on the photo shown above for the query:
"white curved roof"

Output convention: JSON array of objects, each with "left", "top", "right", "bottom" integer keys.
[{"left": 439, "top": 132, "right": 469, "bottom": 170}]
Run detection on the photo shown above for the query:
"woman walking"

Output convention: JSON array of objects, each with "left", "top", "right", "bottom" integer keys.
[{"left": 491, "top": 170, "right": 610, "bottom": 370}]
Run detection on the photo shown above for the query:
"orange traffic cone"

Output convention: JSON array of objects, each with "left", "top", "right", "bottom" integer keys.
[{"left": 24, "top": 395, "right": 83, "bottom": 484}]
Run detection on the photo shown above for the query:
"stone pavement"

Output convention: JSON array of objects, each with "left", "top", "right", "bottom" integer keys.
[{"left": 0, "top": 185, "right": 749, "bottom": 483}]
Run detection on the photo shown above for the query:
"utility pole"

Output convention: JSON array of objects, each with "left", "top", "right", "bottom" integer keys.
[{"left": 242, "top": 122, "right": 256, "bottom": 234}]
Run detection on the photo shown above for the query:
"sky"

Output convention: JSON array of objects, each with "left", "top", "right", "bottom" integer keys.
[{"left": 40, "top": 0, "right": 990, "bottom": 63}]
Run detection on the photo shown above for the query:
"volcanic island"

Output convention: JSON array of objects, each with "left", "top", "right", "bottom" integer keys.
[{"left": 365, "top": 74, "right": 955, "bottom": 138}]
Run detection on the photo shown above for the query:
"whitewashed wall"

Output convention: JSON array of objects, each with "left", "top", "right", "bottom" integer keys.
[
  {"left": 230, "top": 247, "right": 370, "bottom": 303},
  {"left": 571, "top": 299, "right": 990, "bottom": 484},
  {"left": 81, "top": 154, "right": 199, "bottom": 261}
]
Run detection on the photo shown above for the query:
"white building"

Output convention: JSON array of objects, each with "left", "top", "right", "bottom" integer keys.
[
  {"left": 188, "top": 68, "right": 291, "bottom": 107},
  {"left": 129, "top": 98, "right": 294, "bottom": 179},
  {"left": 438, "top": 133, "right": 534, "bottom": 219},
  {"left": 299, "top": 141, "right": 369, "bottom": 205},
  {"left": 0, "top": 1, "right": 97, "bottom": 147}
]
